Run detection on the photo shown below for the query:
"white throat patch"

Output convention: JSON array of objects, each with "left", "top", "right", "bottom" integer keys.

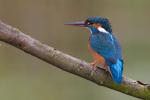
[{"left": 98, "top": 27, "right": 109, "bottom": 34}]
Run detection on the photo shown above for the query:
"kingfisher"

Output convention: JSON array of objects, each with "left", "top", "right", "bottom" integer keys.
[{"left": 65, "top": 16, "right": 123, "bottom": 84}]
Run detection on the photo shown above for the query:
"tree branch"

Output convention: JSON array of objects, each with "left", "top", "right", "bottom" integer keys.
[{"left": 0, "top": 20, "right": 150, "bottom": 100}]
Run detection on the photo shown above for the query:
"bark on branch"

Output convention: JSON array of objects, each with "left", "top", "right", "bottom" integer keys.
[{"left": 0, "top": 20, "right": 150, "bottom": 99}]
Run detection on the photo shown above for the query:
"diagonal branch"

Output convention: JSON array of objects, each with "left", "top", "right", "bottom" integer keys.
[{"left": 0, "top": 20, "right": 150, "bottom": 100}]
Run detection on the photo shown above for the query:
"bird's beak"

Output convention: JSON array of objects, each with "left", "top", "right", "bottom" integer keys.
[{"left": 64, "top": 21, "right": 86, "bottom": 27}]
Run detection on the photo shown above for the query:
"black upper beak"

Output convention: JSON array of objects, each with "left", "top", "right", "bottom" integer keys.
[{"left": 64, "top": 21, "right": 86, "bottom": 27}]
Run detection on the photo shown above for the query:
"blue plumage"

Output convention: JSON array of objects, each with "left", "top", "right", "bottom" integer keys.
[
  {"left": 89, "top": 26, "right": 123, "bottom": 84},
  {"left": 109, "top": 59, "right": 123, "bottom": 84}
]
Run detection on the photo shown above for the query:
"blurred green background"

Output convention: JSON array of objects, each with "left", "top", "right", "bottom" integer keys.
[{"left": 0, "top": 0, "right": 150, "bottom": 100}]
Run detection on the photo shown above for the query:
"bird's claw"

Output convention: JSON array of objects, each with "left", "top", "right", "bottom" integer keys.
[{"left": 90, "top": 61, "right": 98, "bottom": 71}]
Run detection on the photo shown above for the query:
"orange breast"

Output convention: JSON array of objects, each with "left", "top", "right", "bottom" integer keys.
[{"left": 88, "top": 40, "right": 105, "bottom": 64}]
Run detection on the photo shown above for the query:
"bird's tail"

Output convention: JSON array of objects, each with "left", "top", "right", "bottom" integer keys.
[{"left": 109, "top": 59, "right": 123, "bottom": 84}]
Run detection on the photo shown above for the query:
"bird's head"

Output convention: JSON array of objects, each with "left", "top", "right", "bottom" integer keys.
[{"left": 65, "top": 16, "right": 112, "bottom": 33}]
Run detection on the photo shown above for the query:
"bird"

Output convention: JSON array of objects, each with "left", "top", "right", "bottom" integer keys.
[{"left": 65, "top": 16, "right": 123, "bottom": 84}]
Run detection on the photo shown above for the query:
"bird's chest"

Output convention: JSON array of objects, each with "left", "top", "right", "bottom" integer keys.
[
  {"left": 89, "top": 33, "right": 113, "bottom": 48},
  {"left": 88, "top": 33, "right": 115, "bottom": 58},
  {"left": 88, "top": 35, "right": 105, "bottom": 63}
]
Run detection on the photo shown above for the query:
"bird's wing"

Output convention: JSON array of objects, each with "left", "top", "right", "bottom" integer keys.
[
  {"left": 90, "top": 32, "right": 123, "bottom": 84},
  {"left": 90, "top": 32, "right": 117, "bottom": 65},
  {"left": 112, "top": 35, "right": 122, "bottom": 59}
]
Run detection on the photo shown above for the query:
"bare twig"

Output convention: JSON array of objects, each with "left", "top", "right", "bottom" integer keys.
[{"left": 0, "top": 20, "right": 150, "bottom": 99}]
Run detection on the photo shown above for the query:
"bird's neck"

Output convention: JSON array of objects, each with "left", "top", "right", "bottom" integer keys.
[
  {"left": 87, "top": 26, "right": 109, "bottom": 34},
  {"left": 97, "top": 27, "right": 109, "bottom": 34},
  {"left": 87, "top": 27, "right": 99, "bottom": 34}
]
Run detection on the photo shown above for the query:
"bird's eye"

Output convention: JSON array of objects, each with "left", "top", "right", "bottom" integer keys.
[
  {"left": 86, "top": 22, "right": 89, "bottom": 25},
  {"left": 87, "top": 22, "right": 93, "bottom": 25},
  {"left": 85, "top": 20, "right": 93, "bottom": 25}
]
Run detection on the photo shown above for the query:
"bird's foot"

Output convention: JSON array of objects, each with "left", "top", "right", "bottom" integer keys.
[
  {"left": 97, "top": 63, "right": 109, "bottom": 72},
  {"left": 103, "top": 64, "right": 109, "bottom": 72},
  {"left": 90, "top": 61, "right": 98, "bottom": 71}
]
